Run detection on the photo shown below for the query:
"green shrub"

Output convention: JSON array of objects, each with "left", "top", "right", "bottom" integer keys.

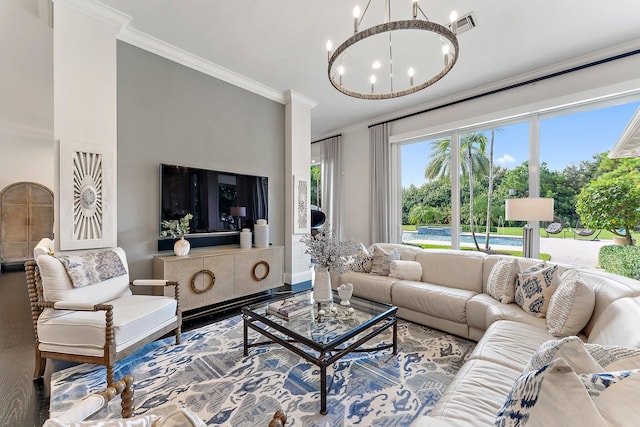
[{"left": 599, "top": 245, "right": 640, "bottom": 280}]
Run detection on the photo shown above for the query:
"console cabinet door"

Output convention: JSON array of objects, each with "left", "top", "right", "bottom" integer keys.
[
  {"left": 202, "top": 254, "right": 235, "bottom": 304},
  {"left": 235, "top": 247, "right": 283, "bottom": 296},
  {"left": 157, "top": 257, "right": 205, "bottom": 312}
]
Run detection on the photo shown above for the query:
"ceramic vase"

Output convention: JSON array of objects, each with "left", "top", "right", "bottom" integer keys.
[
  {"left": 174, "top": 236, "right": 190, "bottom": 256},
  {"left": 313, "top": 265, "right": 333, "bottom": 303}
]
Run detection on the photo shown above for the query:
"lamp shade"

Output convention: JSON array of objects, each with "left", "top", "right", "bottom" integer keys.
[
  {"left": 505, "top": 198, "right": 554, "bottom": 222},
  {"left": 230, "top": 206, "right": 246, "bottom": 217}
]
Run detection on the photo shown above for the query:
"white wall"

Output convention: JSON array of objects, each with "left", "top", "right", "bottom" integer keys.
[
  {"left": 0, "top": 1, "right": 53, "bottom": 192},
  {"left": 339, "top": 53, "right": 640, "bottom": 246}
]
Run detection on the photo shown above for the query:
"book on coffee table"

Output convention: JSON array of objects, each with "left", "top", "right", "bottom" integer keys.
[{"left": 267, "top": 298, "right": 312, "bottom": 320}]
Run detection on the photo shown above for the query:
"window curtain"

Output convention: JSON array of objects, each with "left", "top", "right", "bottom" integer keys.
[
  {"left": 320, "top": 135, "right": 343, "bottom": 237},
  {"left": 369, "top": 123, "right": 391, "bottom": 243}
]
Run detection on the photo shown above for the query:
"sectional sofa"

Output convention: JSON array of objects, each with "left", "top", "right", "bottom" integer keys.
[{"left": 333, "top": 243, "right": 640, "bottom": 426}]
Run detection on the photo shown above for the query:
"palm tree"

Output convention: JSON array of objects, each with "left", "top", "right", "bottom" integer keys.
[
  {"left": 485, "top": 129, "right": 496, "bottom": 251},
  {"left": 425, "top": 133, "right": 489, "bottom": 250}
]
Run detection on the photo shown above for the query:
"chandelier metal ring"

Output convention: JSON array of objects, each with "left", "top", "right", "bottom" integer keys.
[{"left": 328, "top": 19, "right": 459, "bottom": 100}]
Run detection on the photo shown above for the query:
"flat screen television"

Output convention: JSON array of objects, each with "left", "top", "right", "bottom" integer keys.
[{"left": 160, "top": 163, "right": 268, "bottom": 236}]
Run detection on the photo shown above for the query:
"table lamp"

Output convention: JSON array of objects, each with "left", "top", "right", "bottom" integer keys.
[
  {"left": 505, "top": 198, "right": 554, "bottom": 258},
  {"left": 230, "top": 206, "right": 246, "bottom": 230}
]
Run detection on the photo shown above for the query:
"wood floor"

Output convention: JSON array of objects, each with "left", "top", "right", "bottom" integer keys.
[
  {"left": 0, "top": 268, "right": 49, "bottom": 427},
  {"left": 0, "top": 265, "right": 299, "bottom": 426}
]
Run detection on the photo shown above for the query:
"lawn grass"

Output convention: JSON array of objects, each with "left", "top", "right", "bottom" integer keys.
[
  {"left": 404, "top": 241, "right": 552, "bottom": 261},
  {"left": 402, "top": 224, "right": 635, "bottom": 241}
]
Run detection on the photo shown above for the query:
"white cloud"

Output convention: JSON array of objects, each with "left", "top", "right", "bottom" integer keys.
[{"left": 496, "top": 154, "right": 516, "bottom": 165}]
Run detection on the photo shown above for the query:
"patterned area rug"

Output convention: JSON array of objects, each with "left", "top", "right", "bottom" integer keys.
[{"left": 50, "top": 315, "right": 475, "bottom": 426}]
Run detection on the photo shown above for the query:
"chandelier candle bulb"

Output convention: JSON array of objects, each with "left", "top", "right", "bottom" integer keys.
[
  {"left": 408, "top": 67, "right": 415, "bottom": 86},
  {"left": 326, "top": 40, "right": 332, "bottom": 60},
  {"left": 450, "top": 10, "right": 458, "bottom": 33},
  {"left": 353, "top": 5, "right": 360, "bottom": 33},
  {"left": 412, "top": 0, "right": 418, "bottom": 19}
]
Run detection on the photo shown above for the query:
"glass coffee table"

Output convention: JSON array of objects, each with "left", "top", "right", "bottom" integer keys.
[{"left": 242, "top": 289, "right": 398, "bottom": 415}]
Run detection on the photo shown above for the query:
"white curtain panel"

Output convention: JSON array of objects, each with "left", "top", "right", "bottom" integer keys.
[
  {"left": 369, "top": 123, "right": 391, "bottom": 243},
  {"left": 320, "top": 135, "right": 343, "bottom": 237}
]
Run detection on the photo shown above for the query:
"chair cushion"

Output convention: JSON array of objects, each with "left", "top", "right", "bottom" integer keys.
[
  {"left": 38, "top": 295, "right": 177, "bottom": 357},
  {"left": 37, "top": 248, "right": 131, "bottom": 304}
]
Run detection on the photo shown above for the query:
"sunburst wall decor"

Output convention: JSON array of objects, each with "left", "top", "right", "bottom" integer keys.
[
  {"left": 59, "top": 141, "right": 115, "bottom": 250},
  {"left": 73, "top": 150, "right": 103, "bottom": 240}
]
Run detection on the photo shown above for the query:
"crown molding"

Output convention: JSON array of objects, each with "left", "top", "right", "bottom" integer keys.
[
  {"left": 284, "top": 90, "right": 318, "bottom": 109},
  {"left": 118, "top": 27, "right": 286, "bottom": 105},
  {"left": 53, "top": 0, "right": 131, "bottom": 28}
]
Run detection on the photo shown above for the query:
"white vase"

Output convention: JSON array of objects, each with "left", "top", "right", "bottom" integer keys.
[
  {"left": 313, "top": 265, "right": 333, "bottom": 303},
  {"left": 174, "top": 236, "right": 190, "bottom": 256}
]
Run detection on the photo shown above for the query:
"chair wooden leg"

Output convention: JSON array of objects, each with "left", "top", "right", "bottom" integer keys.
[
  {"left": 175, "top": 327, "right": 181, "bottom": 345},
  {"left": 121, "top": 375, "right": 135, "bottom": 418},
  {"left": 33, "top": 348, "right": 46, "bottom": 380},
  {"left": 107, "top": 364, "right": 115, "bottom": 387}
]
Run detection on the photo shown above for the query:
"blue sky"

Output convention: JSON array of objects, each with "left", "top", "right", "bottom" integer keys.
[{"left": 401, "top": 100, "right": 640, "bottom": 188}]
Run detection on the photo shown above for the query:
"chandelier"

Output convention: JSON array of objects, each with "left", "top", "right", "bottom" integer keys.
[{"left": 326, "top": 0, "right": 460, "bottom": 100}]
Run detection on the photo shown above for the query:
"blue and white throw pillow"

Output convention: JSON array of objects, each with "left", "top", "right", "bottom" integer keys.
[
  {"left": 497, "top": 338, "right": 640, "bottom": 426},
  {"left": 514, "top": 263, "right": 559, "bottom": 317}
]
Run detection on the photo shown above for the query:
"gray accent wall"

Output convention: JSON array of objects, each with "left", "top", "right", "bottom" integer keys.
[{"left": 117, "top": 42, "right": 285, "bottom": 279}]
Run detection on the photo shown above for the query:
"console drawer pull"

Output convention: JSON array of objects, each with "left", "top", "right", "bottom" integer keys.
[
  {"left": 252, "top": 261, "right": 270, "bottom": 282},
  {"left": 190, "top": 269, "right": 215, "bottom": 294}
]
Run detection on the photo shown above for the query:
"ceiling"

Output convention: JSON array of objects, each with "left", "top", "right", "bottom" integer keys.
[{"left": 99, "top": 0, "right": 640, "bottom": 139}]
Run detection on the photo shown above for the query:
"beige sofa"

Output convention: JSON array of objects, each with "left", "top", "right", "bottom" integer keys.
[{"left": 333, "top": 243, "right": 640, "bottom": 426}]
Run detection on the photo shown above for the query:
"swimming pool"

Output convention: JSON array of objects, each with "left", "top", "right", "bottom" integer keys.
[{"left": 403, "top": 227, "right": 523, "bottom": 247}]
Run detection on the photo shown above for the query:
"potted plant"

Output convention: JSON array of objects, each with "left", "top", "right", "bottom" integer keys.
[
  {"left": 300, "top": 224, "right": 360, "bottom": 303},
  {"left": 161, "top": 213, "right": 193, "bottom": 255}
]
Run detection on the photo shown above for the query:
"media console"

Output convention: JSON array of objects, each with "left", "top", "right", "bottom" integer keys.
[{"left": 152, "top": 245, "right": 284, "bottom": 313}]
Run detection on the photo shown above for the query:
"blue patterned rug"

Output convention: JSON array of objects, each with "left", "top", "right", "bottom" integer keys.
[{"left": 50, "top": 315, "right": 475, "bottom": 426}]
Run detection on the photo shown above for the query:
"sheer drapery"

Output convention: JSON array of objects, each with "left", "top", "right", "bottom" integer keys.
[
  {"left": 369, "top": 123, "right": 391, "bottom": 243},
  {"left": 320, "top": 135, "right": 343, "bottom": 237}
]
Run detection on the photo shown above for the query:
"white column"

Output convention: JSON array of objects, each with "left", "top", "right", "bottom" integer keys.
[
  {"left": 284, "top": 90, "right": 317, "bottom": 288},
  {"left": 528, "top": 114, "right": 541, "bottom": 258},
  {"left": 53, "top": 0, "right": 129, "bottom": 250}
]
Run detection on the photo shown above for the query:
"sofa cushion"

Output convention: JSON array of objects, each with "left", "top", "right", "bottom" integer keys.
[
  {"left": 338, "top": 271, "right": 396, "bottom": 303},
  {"left": 369, "top": 245, "right": 400, "bottom": 276},
  {"left": 37, "top": 248, "right": 131, "bottom": 304},
  {"left": 467, "top": 294, "right": 547, "bottom": 335},
  {"left": 588, "top": 296, "right": 640, "bottom": 347},
  {"left": 546, "top": 270, "right": 595, "bottom": 337},
  {"left": 514, "top": 264, "right": 559, "bottom": 318},
  {"left": 486, "top": 258, "right": 519, "bottom": 303},
  {"left": 392, "top": 281, "right": 476, "bottom": 324},
  {"left": 424, "top": 359, "right": 522, "bottom": 426},
  {"left": 416, "top": 250, "right": 486, "bottom": 292},
  {"left": 470, "top": 320, "right": 554, "bottom": 371},
  {"left": 389, "top": 260, "right": 422, "bottom": 281},
  {"left": 576, "top": 269, "right": 640, "bottom": 337},
  {"left": 371, "top": 243, "right": 422, "bottom": 261},
  {"left": 38, "top": 295, "right": 178, "bottom": 357}
]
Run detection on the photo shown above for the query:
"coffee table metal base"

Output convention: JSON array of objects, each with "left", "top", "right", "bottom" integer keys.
[{"left": 243, "top": 314, "right": 397, "bottom": 415}]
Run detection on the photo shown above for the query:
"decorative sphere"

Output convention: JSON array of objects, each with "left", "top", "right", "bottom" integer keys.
[{"left": 318, "top": 309, "right": 326, "bottom": 316}]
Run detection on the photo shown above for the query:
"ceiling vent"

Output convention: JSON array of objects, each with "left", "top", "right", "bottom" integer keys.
[{"left": 448, "top": 11, "right": 477, "bottom": 35}]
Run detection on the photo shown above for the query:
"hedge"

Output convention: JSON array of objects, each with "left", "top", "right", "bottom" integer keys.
[{"left": 598, "top": 245, "right": 640, "bottom": 280}]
